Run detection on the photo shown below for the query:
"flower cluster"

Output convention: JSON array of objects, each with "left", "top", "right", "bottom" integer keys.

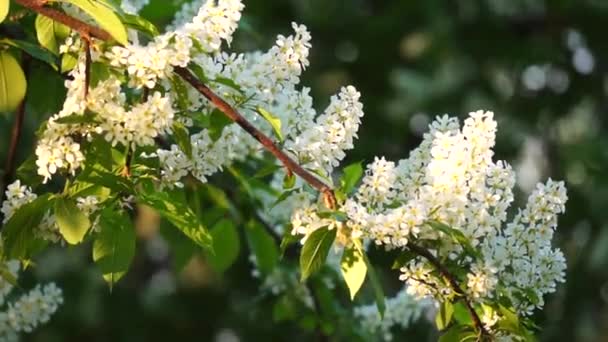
[{"left": 0, "top": 261, "right": 63, "bottom": 340}]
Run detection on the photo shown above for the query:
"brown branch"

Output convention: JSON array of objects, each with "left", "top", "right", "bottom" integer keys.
[
  {"left": 406, "top": 243, "right": 489, "bottom": 337},
  {"left": 174, "top": 67, "right": 336, "bottom": 209}
]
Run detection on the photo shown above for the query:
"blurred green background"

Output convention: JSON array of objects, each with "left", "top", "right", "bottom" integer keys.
[{"left": 2, "top": 0, "right": 608, "bottom": 341}]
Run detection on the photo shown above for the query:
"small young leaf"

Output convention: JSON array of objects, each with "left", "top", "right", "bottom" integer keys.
[
  {"left": 340, "top": 244, "right": 367, "bottom": 300},
  {"left": 93, "top": 208, "right": 135, "bottom": 288},
  {"left": 54, "top": 111, "right": 99, "bottom": 125},
  {"left": 339, "top": 161, "right": 363, "bottom": 195},
  {"left": 61, "top": 53, "right": 78, "bottom": 73},
  {"left": 0, "top": 51, "right": 26, "bottom": 113},
  {"left": 256, "top": 107, "right": 283, "bottom": 142},
  {"left": 59, "top": 0, "right": 128, "bottom": 45},
  {"left": 55, "top": 196, "right": 91, "bottom": 244},
  {"left": 172, "top": 122, "right": 192, "bottom": 158},
  {"left": 0, "top": 0, "right": 8, "bottom": 24},
  {"left": 35, "top": 14, "right": 71, "bottom": 55},
  {"left": 120, "top": 13, "right": 159, "bottom": 37},
  {"left": 299, "top": 227, "right": 336, "bottom": 281},
  {"left": 435, "top": 301, "right": 455, "bottom": 331},
  {"left": 283, "top": 172, "right": 295, "bottom": 189},
  {"left": 206, "top": 219, "right": 240, "bottom": 273},
  {"left": 246, "top": 220, "right": 279, "bottom": 275}
]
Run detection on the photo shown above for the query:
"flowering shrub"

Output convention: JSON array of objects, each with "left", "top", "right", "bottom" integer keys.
[{"left": 0, "top": 0, "right": 567, "bottom": 340}]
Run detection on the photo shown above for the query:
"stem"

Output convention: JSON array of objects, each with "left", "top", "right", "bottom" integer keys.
[
  {"left": 406, "top": 243, "right": 489, "bottom": 336},
  {"left": 173, "top": 67, "right": 337, "bottom": 209}
]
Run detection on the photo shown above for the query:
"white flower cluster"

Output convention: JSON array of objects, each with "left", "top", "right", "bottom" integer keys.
[
  {"left": 287, "top": 110, "right": 567, "bottom": 316},
  {"left": 0, "top": 261, "right": 63, "bottom": 340},
  {"left": 354, "top": 289, "right": 430, "bottom": 341},
  {"left": 106, "top": 0, "right": 244, "bottom": 89}
]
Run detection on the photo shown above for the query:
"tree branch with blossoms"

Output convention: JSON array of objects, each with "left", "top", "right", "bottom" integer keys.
[{"left": 0, "top": 1, "right": 568, "bottom": 341}]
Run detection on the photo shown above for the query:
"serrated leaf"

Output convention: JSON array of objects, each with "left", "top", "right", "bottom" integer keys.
[
  {"left": 340, "top": 244, "right": 367, "bottom": 300},
  {"left": 246, "top": 220, "right": 279, "bottom": 275},
  {"left": 206, "top": 219, "right": 240, "bottom": 272},
  {"left": 299, "top": 227, "right": 336, "bottom": 281},
  {"left": 93, "top": 208, "right": 135, "bottom": 288},
  {"left": 339, "top": 161, "right": 363, "bottom": 195},
  {"left": 59, "top": 0, "right": 128, "bottom": 45},
  {"left": 138, "top": 186, "right": 213, "bottom": 252},
  {"left": 435, "top": 301, "right": 454, "bottom": 331},
  {"left": 0, "top": 38, "right": 58, "bottom": 69},
  {"left": 0, "top": 0, "right": 8, "bottom": 24},
  {"left": 256, "top": 107, "right": 283, "bottom": 142},
  {"left": 172, "top": 122, "right": 192, "bottom": 158},
  {"left": 2, "top": 194, "right": 53, "bottom": 260},
  {"left": 0, "top": 51, "right": 26, "bottom": 113},
  {"left": 55, "top": 196, "right": 91, "bottom": 244},
  {"left": 35, "top": 14, "right": 71, "bottom": 55}
]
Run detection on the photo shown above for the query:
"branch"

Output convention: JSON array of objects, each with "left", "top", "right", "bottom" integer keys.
[
  {"left": 17, "top": 0, "right": 337, "bottom": 210},
  {"left": 406, "top": 243, "right": 489, "bottom": 337}
]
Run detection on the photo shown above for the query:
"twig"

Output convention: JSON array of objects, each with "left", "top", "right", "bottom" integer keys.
[
  {"left": 17, "top": 0, "right": 338, "bottom": 210},
  {"left": 406, "top": 243, "right": 489, "bottom": 336}
]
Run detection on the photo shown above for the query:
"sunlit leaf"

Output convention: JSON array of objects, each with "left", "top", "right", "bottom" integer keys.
[
  {"left": 0, "top": 51, "right": 26, "bottom": 113},
  {"left": 299, "top": 227, "right": 336, "bottom": 281},
  {"left": 340, "top": 243, "right": 367, "bottom": 300},
  {"left": 256, "top": 107, "right": 283, "bottom": 142},
  {"left": 35, "top": 14, "right": 71, "bottom": 54},
  {"left": 55, "top": 196, "right": 91, "bottom": 244},
  {"left": 59, "top": 0, "right": 128, "bottom": 45},
  {"left": 0, "top": 0, "right": 8, "bottom": 24}
]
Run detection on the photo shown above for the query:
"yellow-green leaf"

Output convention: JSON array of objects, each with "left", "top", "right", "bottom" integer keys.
[
  {"left": 256, "top": 107, "right": 284, "bottom": 141},
  {"left": 35, "top": 14, "right": 71, "bottom": 54},
  {"left": 299, "top": 227, "right": 336, "bottom": 281},
  {"left": 0, "top": 0, "right": 8, "bottom": 24},
  {"left": 59, "top": 0, "right": 128, "bottom": 45},
  {"left": 54, "top": 196, "right": 91, "bottom": 244},
  {"left": 0, "top": 51, "right": 26, "bottom": 113},
  {"left": 340, "top": 244, "right": 367, "bottom": 300}
]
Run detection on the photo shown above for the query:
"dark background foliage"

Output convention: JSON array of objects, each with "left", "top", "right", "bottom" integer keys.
[{"left": 1, "top": 0, "right": 607, "bottom": 341}]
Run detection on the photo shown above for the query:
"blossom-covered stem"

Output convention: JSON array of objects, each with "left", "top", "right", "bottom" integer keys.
[
  {"left": 406, "top": 243, "right": 489, "bottom": 337},
  {"left": 1, "top": 55, "right": 30, "bottom": 211},
  {"left": 174, "top": 66, "right": 337, "bottom": 209},
  {"left": 15, "top": 0, "right": 112, "bottom": 41}
]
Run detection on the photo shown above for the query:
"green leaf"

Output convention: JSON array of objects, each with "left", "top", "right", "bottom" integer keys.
[
  {"left": 138, "top": 186, "right": 213, "bottom": 252},
  {"left": 55, "top": 196, "right": 91, "bottom": 244},
  {"left": 271, "top": 188, "right": 299, "bottom": 209},
  {"left": 280, "top": 230, "right": 299, "bottom": 257},
  {"left": 54, "top": 111, "right": 99, "bottom": 124},
  {"left": 0, "top": 38, "right": 58, "bottom": 69},
  {"left": 59, "top": 0, "right": 128, "bottom": 45},
  {"left": 299, "top": 227, "right": 336, "bottom": 281},
  {"left": 283, "top": 172, "right": 295, "bottom": 189},
  {"left": 93, "top": 208, "right": 135, "bottom": 288},
  {"left": 256, "top": 107, "right": 283, "bottom": 142},
  {"left": 35, "top": 14, "right": 71, "bottom": 55},
  {"left": 159, "top": 219, "right": 198, "bottom": 272},
  {"left": 391, "top": 250, "right": 417, "bottom": 269},
  {"left": 426, "top": 220, "right": 480, "bottom": 258},
  {"left": 0, "top": 51, "right": 27, "bottom": 113},
  {"left": 90, "top": 62, "right": 111, "bottom": 88},
  {"left": 435, "top": 301, "right": 455, "bottom": 331},
  {"left": 245, "top": 220, "right": 279, "bottom": 275},
  {"left": 170, "top": 76, "right": 189, "bottom": 111},
  {"left": 213, "top": 76, "right": 243, "bottom": 93},
  {"left": 340, "top": 244, "right": 367, "bottom": 300},
  {"left": 172, "top": 122, "right": 192, "bottom": 158},
  {"left": 206, "top": 219, "right": 240, "bottom": 273},
  {"left": 273, "top": 295, "right": 297, "bottom": 322},
  {"left": 16, "top": 155, "right": 44, "bottom": 187},
  {"left": 120, "top": 13, "right": 159, "bottom": 37},
  {"left": 452, "top": 302, "right": 473, "bottom": 325},
  {"left": 253, "top": 163, "right": 282, "bottom": 178},
  {"left": 0, "top": 264, "right": 18, "bottom": 287},
  {"left": 339, "top": 161, "right": 363, "bottom": 195},
  {"left": 438, "top": 325, "right": 477, "bottom": 342},
  {"left": 61, "top": 53, "right": 78, "bottom": 73},
  {"left": 359, "top": 241, "right": 386, "bottom": 317},
  {"left": 0, "top": 0, "right": 8, "bottom": 24},
  {"left": 2, "top": 194, "right": 53, "bottom": 259}
]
